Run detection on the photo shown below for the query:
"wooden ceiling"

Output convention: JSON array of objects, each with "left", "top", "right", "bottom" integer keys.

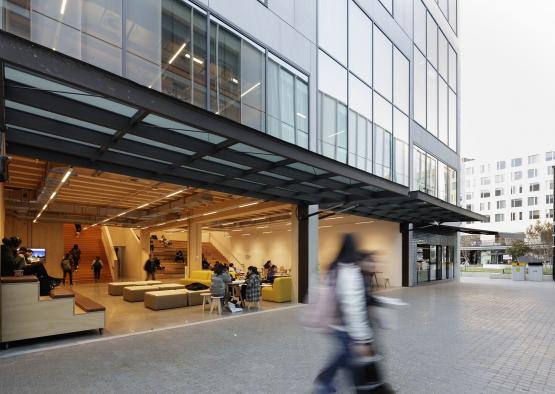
[{"left": 4, "top": 156, "right": 46, "bottom": 192}]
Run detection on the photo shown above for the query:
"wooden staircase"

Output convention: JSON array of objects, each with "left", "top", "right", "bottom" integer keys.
[
  {"left": 151, "top": 239, "right": 229, "bottom": 279},
  {"left": 63, "top": 224, "right": 112, "bottom": 283}
]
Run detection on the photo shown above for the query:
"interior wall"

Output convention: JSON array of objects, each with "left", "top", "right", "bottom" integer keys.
[
  {"left": 229, "top": 228, "right": 292, "bottom": 271},
  {"left": 106, "top": 226, "right": 146, "bottom": 281},
  {"left": 319, "top": 220, "right": 403, "bottom": 287},
  {"left": 5, "top": 216, "right": 65, "bottom": 278}
]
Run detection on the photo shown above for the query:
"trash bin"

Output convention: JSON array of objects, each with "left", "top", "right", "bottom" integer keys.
[
  {"left": 527, "top": 262, "right": 543, "bottom": 281},
  {"left": 511, "top": 262, "right": 526, "bottom": 281}
]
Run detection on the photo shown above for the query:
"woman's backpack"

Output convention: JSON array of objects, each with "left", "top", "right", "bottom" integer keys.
[{"left": 61, "top": 259, "right": 71, "bottom": 272}]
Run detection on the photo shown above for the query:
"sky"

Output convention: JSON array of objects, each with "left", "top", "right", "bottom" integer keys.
[{"left": 459, "top": 0, "right": 555, "bottom": 161}]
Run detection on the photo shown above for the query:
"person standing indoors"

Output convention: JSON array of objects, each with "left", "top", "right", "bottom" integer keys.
[
  {"left": 91, "top": 256, "right": 103, "bottom": 282},
  {"left": 61, "top": 253, "right": 74, "bottom": 286},
  {"left": 313, "top": 234, "right": 390, "bottom": 394},
  {"left": 144, "top": 254, "right": 159, "bottom": 280},
  {"left": 69, "top": 244, "right": 81, "bottom": 271}
]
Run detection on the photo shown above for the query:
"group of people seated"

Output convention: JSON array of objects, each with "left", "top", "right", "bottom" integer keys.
[
  {"left": 209, "top": 262, "right": 261, "bottom": 311},
  {"left": 1, "top": 236, "right": 60, "bottom": 296}
]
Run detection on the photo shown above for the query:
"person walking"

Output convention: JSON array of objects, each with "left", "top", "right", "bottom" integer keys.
[
  {"left": 91, "top": 256, "right": 103, "bottom": 282},
  {"left": 69, "top": 244, "right": 81, "bottom": 271},
  {"left": 144, "top": 254, "right": 159, "bottom": 280},
  {"left": 313, "top": 234, "right": 386, "bottom": 394},
  {"left": 61, "top": 253, "right": 74, "bottom": 286}
]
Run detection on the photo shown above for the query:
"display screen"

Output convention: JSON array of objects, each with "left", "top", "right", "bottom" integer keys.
[{"left": 29, "top": 248, "right": 46, "bottom": 263}]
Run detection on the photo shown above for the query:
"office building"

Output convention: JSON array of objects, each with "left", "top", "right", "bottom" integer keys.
[{"left": 0, "top": 0, "right": 482, "bottom": 346}]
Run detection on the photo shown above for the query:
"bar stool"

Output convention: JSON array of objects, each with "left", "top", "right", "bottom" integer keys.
[
  {"left": 383, "top": 278, "right": 390, "bottom": 288},
  {"left": 209, "top": 296, "right": 223, "bottom": 315},
  {"left": 200, "top": 292, "right": 211, "bottom": 311}
]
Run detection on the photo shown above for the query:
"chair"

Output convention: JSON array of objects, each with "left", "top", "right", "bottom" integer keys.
[
  {"left": 261, "top": 277, "right": 292, "bottom": 303},
  {"left": 200, "top": 292, "right": 211, "bottom": 311},
  {"left": 245, "top": 300, "right": 260, "bottom": 311},
  {"left": 209, "top": 296, "right": 223, "bottom": 315}
]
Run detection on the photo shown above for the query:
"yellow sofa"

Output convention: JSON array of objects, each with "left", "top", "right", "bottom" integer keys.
[
  {"left": 261, "top": 277, "right": 292, "bottom": 303},
  {"left": 178, "top": 270, "right": 212, "bottom": 287}
]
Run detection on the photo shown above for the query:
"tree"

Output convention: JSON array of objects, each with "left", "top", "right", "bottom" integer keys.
[
  {"left": 526, "top": 220, "right": 553, "bottom": 261},
  {"left": 507, "top": 240, "right": 531, "bottom": 261}
]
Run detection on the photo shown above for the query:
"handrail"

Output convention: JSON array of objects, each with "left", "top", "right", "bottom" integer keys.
[
  {"left": 208, "top": 233, "right": 244, "bottom": 270},
  {"left": 101, "top": 226, "right": 118, "bottom": 281}
]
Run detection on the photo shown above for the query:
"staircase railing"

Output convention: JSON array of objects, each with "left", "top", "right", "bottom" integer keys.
[
  {"left": 207, "top": 233, "right": 244, "bottom": 271},
  {"left": 101, "top": 226, "right": 118, "bottom": 281}
]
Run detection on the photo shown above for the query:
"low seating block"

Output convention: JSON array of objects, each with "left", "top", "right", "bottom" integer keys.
[
  {"left": 186, "top": 290, "right": 208, "bottom": 306},
  {"left": 123, "top": 285, "right": 160, "bottom": 302},
  {"left": 144, "top": 289, "right": 189, "bottom": 310},
  {"left": 156, "top": 283, "right": 186, "bottom": 291},
  {"left": 108, "top": 280, "right": 162, "bottom": 296}
]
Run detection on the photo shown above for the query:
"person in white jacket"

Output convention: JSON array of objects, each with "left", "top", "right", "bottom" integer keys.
[{"left": 314, "top": 234, "right": 377, "bottom": 393}]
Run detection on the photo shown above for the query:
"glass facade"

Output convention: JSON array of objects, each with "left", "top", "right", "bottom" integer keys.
[
  {"left": 413, "top": 0, "right": 458, "bottom": 151},
  {"left": 316, "top": 0, "right": 410, "bottom": 187},
  {"left": 414, "top": 146, "right": 457, "bottom": 204},
  {"left": 1, "top": 0, "right": 309, "bottom": 148}
]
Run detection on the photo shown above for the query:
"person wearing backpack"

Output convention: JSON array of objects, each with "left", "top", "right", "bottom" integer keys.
[
  {"left": 313, "top": 234, "right": 388, "bottom": 394},
  {"left": 61, "top": 253, "right": 74, "bottom": 286},
  {"left": 91, "top": 256, "right": 103, "bottom": 282},
  {"left": 69, "top": 244, "right": 81, "bottom": 271},
  {"left": 144, "top": 254, "right": 159, "bottom": 280}
]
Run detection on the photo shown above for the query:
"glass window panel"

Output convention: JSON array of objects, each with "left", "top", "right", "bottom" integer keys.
[
  {"left": 124, "top": 134, "right": 194, "bottom": 155},
  {"left": 426, "top": 155, "right": 438, "bottom": 197},
  {"left": 82, "top": 0, "right": 122, "bottom": 47},
  {"left": 448, "top": 88, "right": 457, "bottom": 151},
  {"left": 348, "top": 0, "right": 372, "bottom": 85},
  {"left": 295, "top": 79, "right": 309, "bottom": 148},
  {"left": 4, "top": 0, "right": 31, "bottom": 39},
  {"left": 161, "top": 0, "right": 193, "bottom": 104},
  {"left": 449, "top": 167, "right": 457, "bottom": 205},
  {"left": 267, "top": 60, "right": 281, "bottom": 139},
  {"left": 413, "top": 147, "right": 426, "bottom": 192},
  {"left": 318, "top": 50, "right": 347, "bottom": 104},
  {"left": 144, "top": 114, "right": 226, "bottom": 144},
  {"left": 438, "top": 78, "right": 448, "bottom": 144},
  {"left": 448, "top": 0, "right": 457, "bottom": 32},
  {"left": 394, "top": 138, "right": 409, "bottom": 186},
  {"left": 349, "top": 74, "right": 372, "bottom": 119},
  {"left": 374, "top": 125, "right": 392, "bottom": 180},
  {"left": 438, "top": 32, "right": 448, "bottom": 80},
  {"left": 337, "top": 103, "right": 348, "bottom": 163},
  {"left": 31, "top": 0, "right": 82, "bottom": 29},
  {"left": 348, "top": 110, "right": 357, "bottom": 167},
  {"left": 393, "top": 48, "right": 409, "bottom": 114},
  {"left": 318, "top": 0, "right": 347, "bottom": 65},
  {"left": 124, "top": 0, "right": 161, "bottom": 64},
  {"left": 126, "top": 52, "right": 161, "bottom": 91},
  {"left": 82, "top": 33, "right": 122, "bottom": 76},
  {"left": 439, "top": 0, "right": 448, "bottom": 17},
  {"left": 394, "top": 0, "right": 412, "bottom": 37},
  {"left": 31, "top": 11, "right": 81, "bottom": 58},
  {"left": 320, "top": 93, "right": 336, "bottom": 159},
  {"left": 357, "top": 114, "right": 369, "bottom": 170},
  {"left": 379, "top": 0, "right": 393, "bottom": 14},
  {"left": 373, "top": 26, "right": 392, "bottom": 101},
  {"left": 437, "top": 161, "right": 449, "bottom": 201},
  {"left": 241, "top": 41, "right": 265, "bottom": 131},
  {"left": 449, "top": 45, "right": 457, "bottom": 91},
  {"left": 192, "top": 10, "right": 207, "bottom": 108},
  {"left": 393, "top": 108, "right": 409, "bottom": 143},
  {"left": 217, "top": 26, "right": 241, "bottom": 122},
  {"left": 210, "top": 21, "right": 218, "bottom": 112},
  {"left": 414, "top": 48, "right": 426, "bottom": 127},
  {"left": 427, "top": 63, "right": 438, "bottom": 136},
  {"left": 279, "top": 69, "right": 295, "bottom": 143},
  {"left": 426, "top": 14, "right": 437, "bottom": 67},
  {"left": 414, "top": 0, "right": 426, "bottom": 53},
  {"left": 374, "top": 93, "right": 392, "bottom": 132}
]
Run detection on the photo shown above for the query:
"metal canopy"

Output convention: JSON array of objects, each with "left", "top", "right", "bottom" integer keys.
[
  {"left": 415, "top": 224, "right": 498, "bottom": 236},
  {"left": 0, "top": 31, "right": 485, "bottom": 226}
]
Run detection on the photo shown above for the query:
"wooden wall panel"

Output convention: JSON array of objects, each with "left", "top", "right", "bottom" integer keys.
[{"left": 5, "top": 216, "right": 65, "bottom": 277}]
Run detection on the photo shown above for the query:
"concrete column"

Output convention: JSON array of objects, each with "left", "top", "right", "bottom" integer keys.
[
  {"left": 139, "top": 229, "right": 151, "bottom": 280},
  {"left": 293, "top": 204, "right": 319, "bottom": 303},
  {"left": 187, "top": 220, "right": 202, "bottom": 276},
  {"left": 401, "top": 223, "right": 415, "bottom": 287}
]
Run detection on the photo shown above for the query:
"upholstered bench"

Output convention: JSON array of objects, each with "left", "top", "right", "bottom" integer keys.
[
  {"left": 185, "top": 290, "right": 207, "bottom": 306},
  {"left": 50, "top": 287, "right": 75, "bottom": 299},
  {"left": 156, "top": 284, "right": 186, "bottom": 291},
  {"left": 108, "top": 281, "right": 162, "bottom": 296},
  {"left": 123, "top": 285, "right": 160, "bottom": 302},
  {"left": 144, "top": 289, "right": 189, "bottom": 310}
]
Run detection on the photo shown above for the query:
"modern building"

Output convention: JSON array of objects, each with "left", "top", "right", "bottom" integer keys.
[
  {"left": 461, "top": 152, "right": 555, "bottom": 233},
  {"left": 0, "top": 0, "right": 482, "bottom": 346}
]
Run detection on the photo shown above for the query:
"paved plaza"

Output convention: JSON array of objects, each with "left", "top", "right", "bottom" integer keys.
[{"left": 1, "top": 277, "right": 554, "bottom": 393}]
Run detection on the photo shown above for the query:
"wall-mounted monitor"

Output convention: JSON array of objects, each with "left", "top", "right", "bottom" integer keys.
[{"left": 29, "top": 248, "right": 46, "bottom": 263}]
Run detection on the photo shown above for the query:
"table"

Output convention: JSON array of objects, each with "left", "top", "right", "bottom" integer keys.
[
  {"left": 227, "top": 280, "right": 246, "bottom": 305},
  {"left": 368, "top": 271, "right": 383, "bottom": 288}
]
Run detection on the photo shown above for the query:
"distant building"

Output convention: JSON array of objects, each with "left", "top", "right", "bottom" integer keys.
[{"left": 461, "top": 151, "right": 555, "bottom": 233}]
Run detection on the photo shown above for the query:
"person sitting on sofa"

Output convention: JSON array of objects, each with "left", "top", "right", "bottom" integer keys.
[{"left": 264, "top": 264, "right": 277, "bottom": 284}]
